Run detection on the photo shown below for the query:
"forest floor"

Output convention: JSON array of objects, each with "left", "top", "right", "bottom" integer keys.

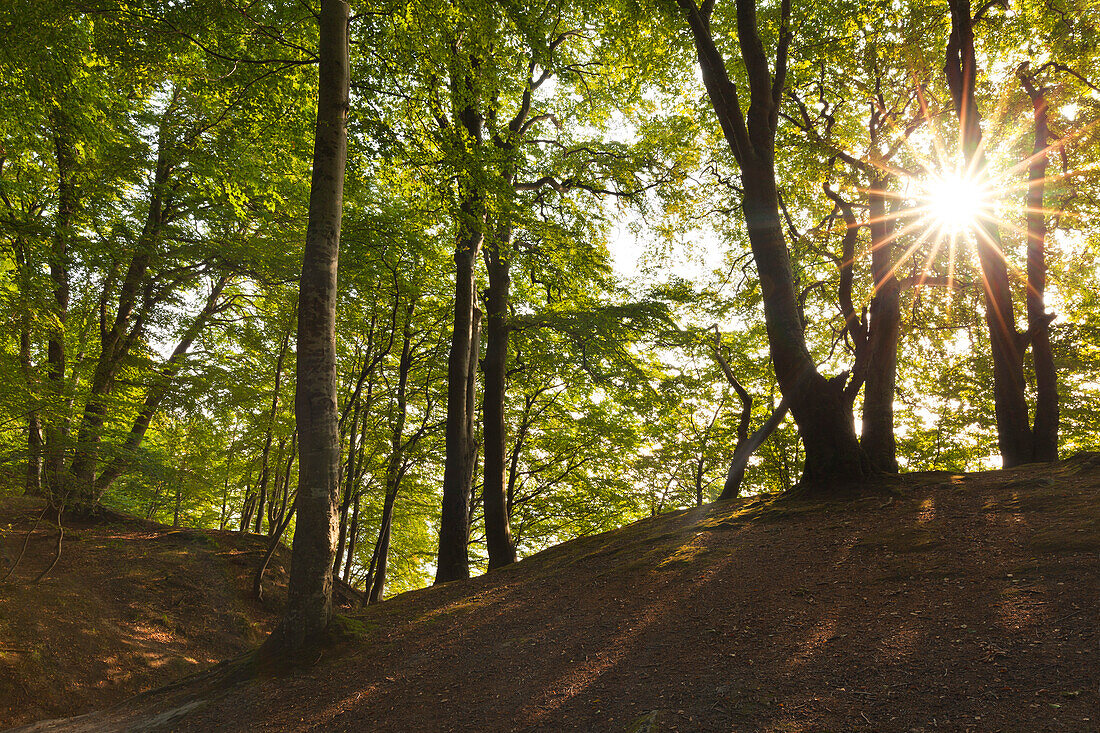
[
  {"left": 0, "top": 498, "right": 297, "bottom": 728},
  {"left": 5, "top": 454, "right": 1100, "bottom": 732}
]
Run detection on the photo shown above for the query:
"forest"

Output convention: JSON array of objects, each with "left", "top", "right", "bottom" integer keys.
[{"left": 1, "top": 0, "right": 1098, "bottom": 667}]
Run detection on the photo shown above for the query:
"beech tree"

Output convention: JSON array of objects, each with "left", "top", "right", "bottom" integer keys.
[
  {"left": 267, "top": 0, "right": 350, "bottom": 651},
  {"left": 670, "top": 0, "right": 869, "bottom": 487}
]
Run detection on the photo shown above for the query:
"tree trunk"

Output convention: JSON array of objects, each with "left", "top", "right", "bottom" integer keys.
[
  {"left": 370, "top": 301, "right": 416, "bottom": 600},
  {"left": 172, "top": 475, "right": 183, "bottom": 528},
  {"left": 255, "top": 496, "right": 297, "bottom": 602},
  {"left": 219, "top": 474, "right": 230, "bottom": 530},
  {"left": 860, "top": 176, "right": 901, "bottom": 472},
  {"left": 742, "top": 167, "right": 866, "bottom": 485},
  {"left": 19, "top": 326, "right": 43, "bottom": 496},
  {"left": 1020, "top": 70, "right": 1058, "bottom": 462},
  {"left": 44, "top": 110, "right": 74, "bottom": 502},
  {"left": 265, "top": 0, "right": 349, "bottom": 653},
  {"left": 368, "top": 489, "right": 396, "bottom": 603},
  {"left": 332, "top": 403, "right": 360, "bottom": 577},
  {"left": 342, "top": 493, "right": 359, "bottom": 583},
  {"left": 678, "top": 0, "right": 867, "bottom": 489},
  {"left": 254, "top": 327, "right": 291, "bottom": 534},
  {"left": 435, "top": 69, "right": 485, "bottom": 583},
  {"left": 945, "top": 0, "right": 1031, "bottom": 467},
  {"left": 68, "top": 135, "right": 174, "bottom": 505},
  {"left": 482, "top": 222, "right": 517, "bottom": 569}
]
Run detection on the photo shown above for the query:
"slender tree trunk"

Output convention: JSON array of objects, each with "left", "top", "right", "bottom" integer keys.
[
  {"left": 267, "top": 437, "right": 288, "bottom": 531},
  {"left": 861, "top": 176, "right": 901, "bottom": 472},
  {"left": 1020, "top": 71, "right": 1058, "bottom": 462},
  {"left": 368, "top": 490, "right": 396, "bottom": 603},
  {"left": 332, "top": 403, "right": 360, "bottom": 576},
  {"left": 945, "top": 0, "right": 1031, "bottom": 467},
  {"left": 255, "top": 327, "right": 291, "bottom": 534},
  {"left": 95, "top": 277, "right": 230, "bottom": 493},
  {"left": 265, "top": 0, "right": 349, "bottom": 652},
  {"left": 19, "top": 327, "right": 43, "bottom": 496},
  {"left": 44, "top": 111, "right": 74, "bottom": 502},
  {"left": 710, "top": 331, "right": 791, "bottom": 500},
  {"left": 482, "top": 222, "right": 517, "bottom": 569},
  {"left": 240, "top": 465, "right": 256, "bottom": 533},
  {"left": 436, "top": 75, "right": 485, "bottom": 582},
  {"left": 172, "top": 475, "right": 183, "bottom": 528},
  {"left": 370, "top": 309, "right": 416, "bottom": 601},
  {"left": 343, "top": 493, "right": 359, "bottom": 583},
  {"left": 219, "top": 474, "right": 230, "bottom": 530},
  {"left": 255, "top": 496, "right": 297, "bottom": 602},
  {"left": 68, "top": 138, "right": 174, "bottom": 504}
]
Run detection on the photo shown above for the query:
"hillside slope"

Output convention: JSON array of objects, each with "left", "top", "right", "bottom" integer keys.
[
  {"left": 11, "top": 455, "right": 1100, "bottom": 732},
  {"left": 0, "top": 498, "right": 291, "bottom": 728}
]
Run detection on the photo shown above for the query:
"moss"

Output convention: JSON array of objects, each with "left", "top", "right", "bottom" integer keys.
[
  {"left": 655, "top": 543, "right": 708, "bottom": 569},
  {"left": 328, "top": 614, "right": 375, "bottom": 640},
  {"left": 626, "top": 710, "right": 664, "bottom": 732}
]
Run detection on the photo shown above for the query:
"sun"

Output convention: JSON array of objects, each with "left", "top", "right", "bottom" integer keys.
[{"left": 921, "top": 171, "right": 991, "bottom": 236}]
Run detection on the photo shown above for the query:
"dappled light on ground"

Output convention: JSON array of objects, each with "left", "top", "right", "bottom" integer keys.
[
  {"left": 0, "top": 500, "right": 289, "bottom": 727},
  {"left": 6, "top": 456, "right": 1099, "bottom": 732}
]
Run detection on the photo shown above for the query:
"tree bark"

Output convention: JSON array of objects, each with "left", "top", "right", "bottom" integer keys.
[
  {"left": 68, "top": 136, "right": 175, "bottom": 504},
  {"left": 265, "top": 0, "right": 349, "bottom": 653},
  {"left": 342, "top": 493, "right": 359, "bottom": 583},
  {"left": 945, "top": 0, "right": 1031, "bottom": 467}
]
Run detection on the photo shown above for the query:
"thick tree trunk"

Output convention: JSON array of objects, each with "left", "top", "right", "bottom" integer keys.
[
  {"left": 945, "top": 0, "right": 1031, "bottom": 467},
  {"left": 1020, "top": 72, "right": 1058, "bottom": 462},
  {"left": 679, "top": 0, "right": 866, "bottom": 489},
  {"left": 482, "top": 223, "right": 517, "bottom": 569},
  {"left": 265, "top": 0, "right": 349, "bottom": 652},
  {"left": 742, "top": 169, "right": 866, "bottom": 485},
  {"left": 861, "top": 177, "right": 901, "bottom": 472}
]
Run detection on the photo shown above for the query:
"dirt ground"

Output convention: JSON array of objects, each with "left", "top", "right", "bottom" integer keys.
[
  {"left": 7, "top": 454, "right": 1100, "bottom": 732},
  {"left": 0, "top": 498, "right": 290, "bottom": 728}
]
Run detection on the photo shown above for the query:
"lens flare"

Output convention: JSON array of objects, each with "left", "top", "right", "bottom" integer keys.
[{"left": 920, "top": 171, "right": 992, "bottom": 236}]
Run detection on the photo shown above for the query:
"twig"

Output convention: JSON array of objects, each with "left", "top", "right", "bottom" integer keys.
[
  {"left": 31, "top": 504, "right": 64, "bottom": 584},
  {"left": 1, "top": 504, "right": 48, "bottom": 583}
]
